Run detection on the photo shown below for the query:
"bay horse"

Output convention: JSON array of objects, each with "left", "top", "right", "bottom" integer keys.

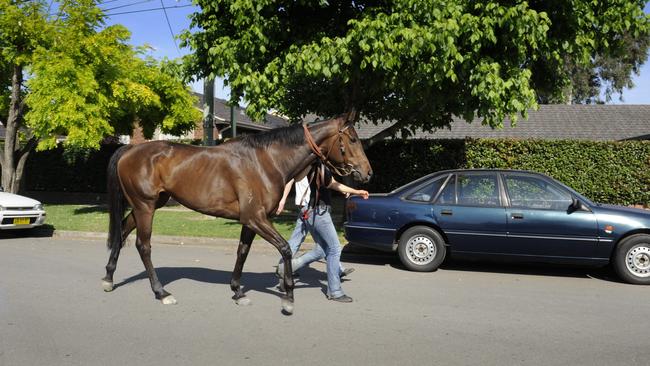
[{"left": 102, "top": 115, "right": 372, "bottom": 314}]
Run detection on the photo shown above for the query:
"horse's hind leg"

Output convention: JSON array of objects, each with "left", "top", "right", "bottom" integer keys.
[
  {"left": 102, "top": 212, "right": 136, "bottom": 292},
  {"left": 231, "top": 225, "right": 256, "bottom": 306},
  {"left": 132, "top": 206, "right": 176, "bottom": 305}
]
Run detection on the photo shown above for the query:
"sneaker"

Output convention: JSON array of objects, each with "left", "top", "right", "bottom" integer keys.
[
  {"left": 340, "top": 267, "right": 355, "bottom": 278},
  {"left": 328, "top": 294, "right": 353, "bottom": 303}
]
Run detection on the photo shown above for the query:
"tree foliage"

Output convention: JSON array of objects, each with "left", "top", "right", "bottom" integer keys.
[
  {"left": 182, "top": 0, "right": 649, "bottom": 137},
  {"left": 0, "top": 0, "right": 201, "bottom": 192}
]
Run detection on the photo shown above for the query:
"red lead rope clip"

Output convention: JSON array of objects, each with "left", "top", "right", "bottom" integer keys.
[{"left": 301, "top": 209, "right": 310, "bottom": 220}]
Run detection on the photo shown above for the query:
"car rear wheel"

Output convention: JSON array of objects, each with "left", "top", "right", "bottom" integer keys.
[
  {"left": 398, "top": 226, "right": 446, "bottom": 272},
  {"left": 614, "top": 234, "right": 650, "bottom": 285}
]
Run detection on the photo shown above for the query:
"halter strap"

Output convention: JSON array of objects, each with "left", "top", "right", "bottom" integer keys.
[
  {"left": 303, "top": 123, "right": 326, "bottom": 161},
  {"left": 302, "top": 122, "right": 355, "bottom": 176}
]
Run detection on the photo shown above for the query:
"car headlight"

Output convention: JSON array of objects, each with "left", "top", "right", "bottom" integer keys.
[
  {"left": 0, "top": 205, "right": 4, "bottom": 211},
  {"left": 34, "top": 204, "right": 43, "bottom": 211}
]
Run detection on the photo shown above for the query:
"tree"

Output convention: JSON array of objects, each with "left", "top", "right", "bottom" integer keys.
[
  {"left": 181, "top": 0, "right": 649, "bottom": 142},
  {"left": 559, "top": 31, "right": 650, "bottom": 104},
  {"left": 0, "top": 0, "right": 201, "bottom": 193}
]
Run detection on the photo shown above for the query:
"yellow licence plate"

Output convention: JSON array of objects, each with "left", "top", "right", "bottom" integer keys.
[{"left": 13, "top": 217, "right": 30, "bottom": 225}]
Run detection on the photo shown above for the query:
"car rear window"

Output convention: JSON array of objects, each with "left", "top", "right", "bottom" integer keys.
[{"left": 405, "top": 176, "right": 446, "bottom": 202}]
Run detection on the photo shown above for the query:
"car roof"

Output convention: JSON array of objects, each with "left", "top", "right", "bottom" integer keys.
[
  {"left": 388, "top": 168, "right": 593, "bottom": 205},
  {"left": 388, "top": 168, "right": 551, "bottom": 195},
  {"left": 435, "top": 168, "right": 545, "bottom": 175}
]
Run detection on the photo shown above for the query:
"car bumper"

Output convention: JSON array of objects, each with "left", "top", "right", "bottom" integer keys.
[{"left": 0, "top": 210, "right": 46, "bottom": 229}]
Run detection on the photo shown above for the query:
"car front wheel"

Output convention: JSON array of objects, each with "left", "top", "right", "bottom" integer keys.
[
  {"left": 397, "top": 226, "right": 446, "bottom": 272},
  {"left": 614, "top": 234, "right": 650, "bottom": 285}
]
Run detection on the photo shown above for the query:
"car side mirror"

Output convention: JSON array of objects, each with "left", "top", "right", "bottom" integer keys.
[{"left": 569, "top": 197, "right": 588, "bottom": 213}]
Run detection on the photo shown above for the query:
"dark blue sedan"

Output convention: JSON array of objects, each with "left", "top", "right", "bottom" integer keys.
[{"left": 345, "top": 169, "right": 650, "bottom": 285}]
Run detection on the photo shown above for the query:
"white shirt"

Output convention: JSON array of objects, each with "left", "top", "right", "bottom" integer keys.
[{"left": 294, "top": 176, "right": 310, "bottom": 207}]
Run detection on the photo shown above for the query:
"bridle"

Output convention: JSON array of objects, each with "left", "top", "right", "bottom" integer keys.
[{"left": 303, "top": 122, "right": 357, "bottom": 176}]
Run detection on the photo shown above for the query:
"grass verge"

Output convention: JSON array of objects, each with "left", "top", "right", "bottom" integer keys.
[{"left": 44, "top": 204, "right": 346, "bottom": 242}]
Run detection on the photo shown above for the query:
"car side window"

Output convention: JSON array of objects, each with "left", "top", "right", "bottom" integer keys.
[
  {"left": 435, "top": 175, "right": 456, "bottom": 205},
  {"left": 405, "top": 176, "right": 446, "bottom": 202},
  {"left": 505, "top": 175, "right": 572, "bottom": 210},
  {"left": 456, "top": 173, "right": 500, "bottom": 206}
]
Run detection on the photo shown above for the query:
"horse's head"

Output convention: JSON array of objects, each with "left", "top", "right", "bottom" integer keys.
[{"left": 317, "top": 116, "right": 373, "bottom": 183}]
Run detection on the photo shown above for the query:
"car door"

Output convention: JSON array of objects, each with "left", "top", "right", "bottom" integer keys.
[
  {"left": 434, "top": 172, "right": 508, "bottom": 253},
  {"left": 502, "top": 173, "right": 599, "bottom": 259}
]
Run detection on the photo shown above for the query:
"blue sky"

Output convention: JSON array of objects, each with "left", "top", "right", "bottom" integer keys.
[{"left": 102, "top": 0, "right": 649, "bottom": 104}]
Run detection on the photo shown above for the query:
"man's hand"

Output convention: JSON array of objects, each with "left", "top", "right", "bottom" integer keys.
[
  {"left": 356, "top": 190, "right": 369, "bottom": 200},
  {"left": 275, "top": 199, "right": 286, "bottom": 215}
]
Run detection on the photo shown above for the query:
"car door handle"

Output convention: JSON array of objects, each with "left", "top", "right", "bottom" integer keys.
[
  {"left": 511, "top": 213, "right": 524, "bottom": 219},
  {"left": 441, "top": 210, "right": 453, "bottom": 216}
]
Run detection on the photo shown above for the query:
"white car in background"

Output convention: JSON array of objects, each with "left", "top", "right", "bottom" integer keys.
[{"left": 0, "top": 189, "right": 46, "bottom": 230}]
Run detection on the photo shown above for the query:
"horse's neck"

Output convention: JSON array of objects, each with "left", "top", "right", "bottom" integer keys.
[
  {"left": 282, "top": 145, "right": 318, "bottom": 181},
  {"left": 276, "top": 120, "right": 338, "bottom": 182}
]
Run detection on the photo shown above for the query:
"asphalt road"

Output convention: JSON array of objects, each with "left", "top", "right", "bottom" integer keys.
[{"left": 1, "top": 233, "right": 649, "bottom": 366}]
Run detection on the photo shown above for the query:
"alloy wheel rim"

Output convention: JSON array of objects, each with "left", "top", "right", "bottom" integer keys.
[
  {"left": 406, "top": 235, "right": 436, "bottom": 265},
  {"left": 625, "top": 244, "right": 650, "bottom": 278}
]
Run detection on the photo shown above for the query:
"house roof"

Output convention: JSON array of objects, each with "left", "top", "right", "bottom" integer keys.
[
  {"left": 196, "top": 93, "right": 289, "bottom": 132},
  {"left": 355, "top": 104, "right": 650, "bottom": 141}
]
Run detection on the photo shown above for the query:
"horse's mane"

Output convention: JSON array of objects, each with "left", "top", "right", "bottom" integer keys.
[{"left": 236, "top": 123, "right": 305, "bottom": 149}]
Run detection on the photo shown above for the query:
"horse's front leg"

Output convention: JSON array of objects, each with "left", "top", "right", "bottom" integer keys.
[
  {"left": 246, "top": 216, "right": 295, "bottom": 315},
  {"left": 231, "top": 225, "right": 255, "bottom": 306}
]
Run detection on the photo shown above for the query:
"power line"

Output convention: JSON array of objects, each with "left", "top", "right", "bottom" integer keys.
[
  {"left": 159, "top": 0, "right": 180, "bottom": 55},
  {"left": 102, "top": 0, "right": 155, "bottom": 12},
  {"left": 98, "top": 0, "right": 128, "bottom": 4},
  {"left": 104, "top": 4, "right": 193, "bottom": 16}
]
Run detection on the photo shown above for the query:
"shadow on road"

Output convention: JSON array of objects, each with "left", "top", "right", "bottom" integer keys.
[
  {"left": 0, "top": 225, "right": 54, "bottom": 239},
  {"left": 114, "top": 266, "right": 331, "bottom": 298},
  {"left": 340, "top": 243, "right": 623, "bottom": 284},
  {"left": 439, "top": 259, "right": 622, "bottom": 284}
]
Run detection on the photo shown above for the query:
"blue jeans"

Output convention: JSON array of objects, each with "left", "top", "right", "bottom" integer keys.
[{"left": 281, "top": 205, "right": 345, "bottom": 298}]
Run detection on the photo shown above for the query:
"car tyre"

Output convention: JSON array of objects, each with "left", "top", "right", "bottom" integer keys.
[
  {"left": 614, "top": 234, "right": 650, "bottom": 285},
  {"left": 398, "top": 226, "right": 446, "bottom": 272}
]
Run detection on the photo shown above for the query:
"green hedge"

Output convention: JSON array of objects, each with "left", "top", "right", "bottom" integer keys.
[
  {"left": 24, "top": 143, "right": 122, "bottom": 193},
  {"left": 364, "top": 139, "right": 650, "bottom": 206},
  {"left": 20, "top": 138, "right": 650, "bottom": 206}
]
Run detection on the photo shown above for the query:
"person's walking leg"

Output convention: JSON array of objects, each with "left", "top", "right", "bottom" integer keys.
[
  {"left": 309, "top": 210, "right": 346, "bottom": 300},
  {"left": 277, "top": 213, "right": 308, "bottom": 274}
]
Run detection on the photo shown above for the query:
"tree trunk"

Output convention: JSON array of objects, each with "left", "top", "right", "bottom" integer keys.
[{"left": 1, "top": 64, "right": 28, "bottom": 193}]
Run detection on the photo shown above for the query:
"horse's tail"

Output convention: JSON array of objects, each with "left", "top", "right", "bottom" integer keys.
[{"left": 107, "top": 145, "right": 132, "bottom": 250}]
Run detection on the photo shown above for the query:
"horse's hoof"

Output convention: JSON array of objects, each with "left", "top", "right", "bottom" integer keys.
[
  {"left": 161, "top": 295, "right": 177, "bottom": 305},
  {"left": 281, "top": 298, "right": 294, "bottom": 315},
  {"left": 235, "top": 297, "right": 252, "bottom": 306},
  {"left": 102, "top": 280, "right": 114, "bottom": 292}
]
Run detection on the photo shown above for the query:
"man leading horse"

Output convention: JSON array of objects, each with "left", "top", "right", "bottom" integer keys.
[{"left": 102, "top": 113, "right": 372, "bottom": 315}]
